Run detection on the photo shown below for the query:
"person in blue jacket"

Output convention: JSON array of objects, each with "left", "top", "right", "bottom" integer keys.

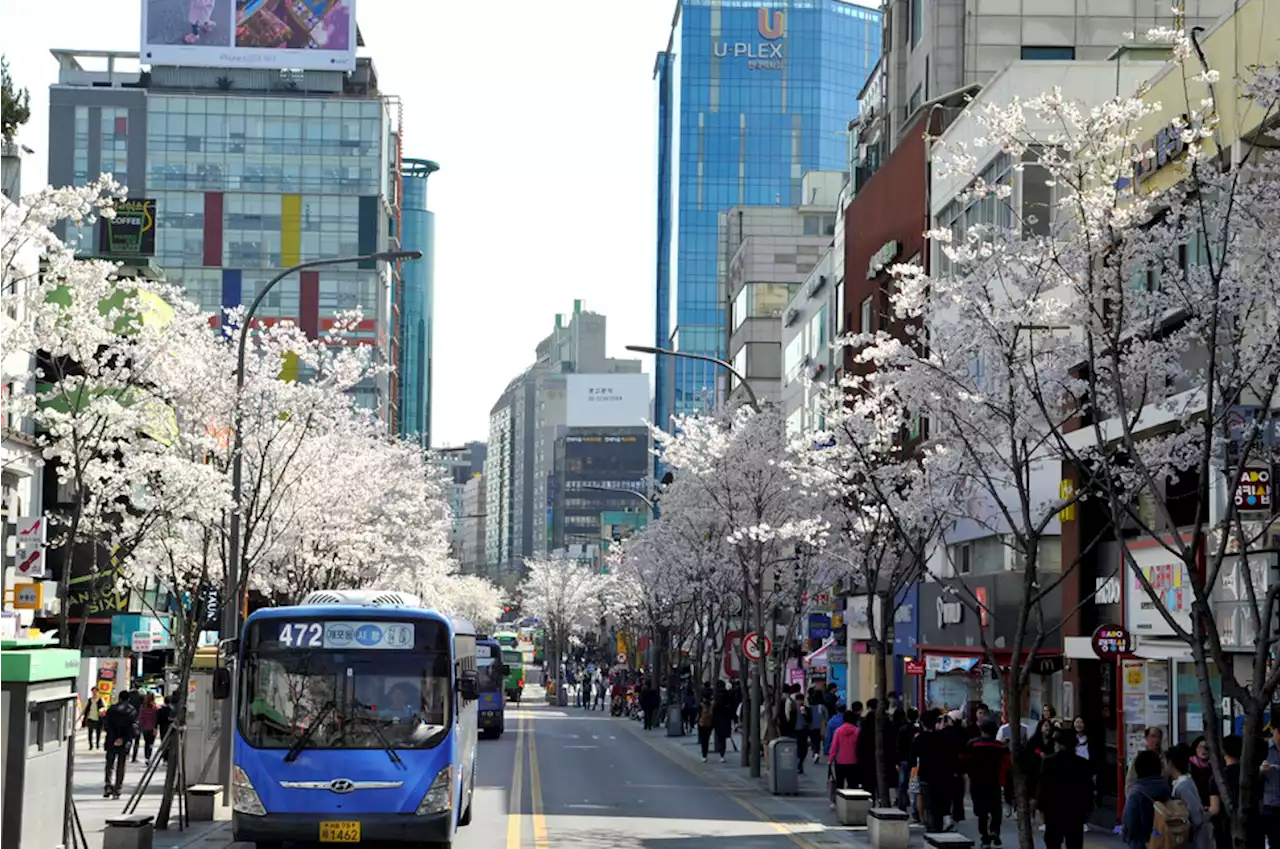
[{"left": 825, "top": 702, "right": 847, "bottom": 756}]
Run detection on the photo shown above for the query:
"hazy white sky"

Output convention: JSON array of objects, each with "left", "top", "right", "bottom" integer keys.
[{"left": 0, "top": 0, "right": 667, "bottom": 447}]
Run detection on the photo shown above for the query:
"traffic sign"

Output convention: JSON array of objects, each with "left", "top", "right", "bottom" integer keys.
[
  {"left": 131, "top": 631, "right": 153, "bottom": 653},
  {"left": 743, "top": 631, "right": 772, "bottom": 662}
]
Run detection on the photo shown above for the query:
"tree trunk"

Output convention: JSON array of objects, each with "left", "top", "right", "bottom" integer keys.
[
  {"left": 1008, "top": 667, "right": 1035, "bottom": 849},
  {"left": 874, "top": 635, "right": 891, "bottom": 806},
  {"left": 57, "top": 499, "right": 85, "bottom": 646},
  {"left": 155, "top": 634, "right": 197, "bottom": 829},
  {"left": 750, "top": 579, "right": 765, "bottom": 778}
]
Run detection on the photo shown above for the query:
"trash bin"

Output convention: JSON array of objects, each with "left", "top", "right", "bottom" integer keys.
[
  {"left": 767, "top": 737, "right": 799, "bottom": 795},
  {"left": 666, "top": 704, "right": 683, "bottom": 736}
]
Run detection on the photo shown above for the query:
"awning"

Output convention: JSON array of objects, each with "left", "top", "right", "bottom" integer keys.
[{"left": 804, "top": 638, "right": 836, "bottom": 668}]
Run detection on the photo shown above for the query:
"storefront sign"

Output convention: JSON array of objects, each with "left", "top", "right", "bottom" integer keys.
[
  {"left": 904, "top": 659, "right": 925, "bottom": 675},
  {"left": 98, "top": 198, "right": 157, "bottom": 256},
  {"left": 867, "top": 240, "right": 901, "bottom": 278},
  {"left": 936, "top": 597, "right": 963, "bottom": 628},
  {"left": 1028, "top": 655, "right": 1066, "bottom": 676},
  {"left": 1095, "top": 575, "right": 1121, "bottom": 605},
  {"left": 712, "top": 8, "right": 786, "bottom": 71},
  {"left": 1092, "top": 624, "right": 1133, "bottom": 658},
  {"left": 1125, "top": 539, "right": 1194, "bottom": 637},
  {"left": 1058, "top": 480, "right": 1076, "bottom": 522},
  {"left": 1133, "top": 120, "right": 1188, "bottom": 187},
  {"left": 925, "top": 655, "right": 979, "bottom": 674},
  {"left": 808, "top": 613, "right": 831, "bottom": 640},
  {"left": 1233, "top": 467, "right": 1273, "bottom": 513},
  {"left": 827, "top": 644, "right": 847, "bottom": 665}
]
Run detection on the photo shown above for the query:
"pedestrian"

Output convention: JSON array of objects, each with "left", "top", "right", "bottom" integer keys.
[
  {"left": 857, "top": 698, "right": 879, "bottom": 792},
  {"left": 1260, "top": 724, "right": 1280, "bottom": 849},
  {"left": 965, "top": 717, "right": 1011, "bottom": 848},
  {"left": 157, "top": 694, "right": 177, "bottom": 762},
  {"left": 809, "top": 689, "right": 829, "bottom": 766},
  {"left": 82, "top": 693, "right": 105, "bottom": 750},
  {"left": 896, "top": 708, "right": 920, "bottom": 812},
  {"left": 136, "top": 692, "right": 158, "bottom": 762},
  {"left": 697, "top": 694, "right": 715, "bottom": 762},
  {"left": 829, "top": 708, "right": 861, "bottom": 793},
  {"left": 1122, "top": 749, "right": 1171, "bottom": 849},
  {"left": 1040, "top": 726, "right": 1094, "bottom": 849},
  {"left": 103, "top": 692, "right": 138, "bottom": 799},
  {"left": 1168, "top": 743, "right": 1213, "bottom": 849},
  {"left": 641, "top": 683, "right": 660, "bottom": 731},
  {"left": 943, "top": 709, "right": 968, "bottom": 825},
  {"left": 1126, "top": 726, "right": 1166, "bottom": 795},
  {"left": 912, "top": 709, "right": 956, "bottom": 832},
  {"left": 1213, "top": 735, "right": 1255, "bottom": 849},
  {"left": 712, "top": 685, "right": 734, "bottom": 761},
  {"left": 1072, "top": 717, "right": 1103, "bottom": 806},
  {"left": 594, "top": 672, "right": 606, "bottom": 710},
  {"left": 794, "top": 692, "right": 811, "bottom": 774},
  {"left": 682, "top": 686, "right": 698, "bottom": 734},
  {"left": 1188, "top": 737, "right": 1221, "bottom": 821}
]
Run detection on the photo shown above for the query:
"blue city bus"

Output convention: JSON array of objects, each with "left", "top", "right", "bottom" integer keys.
[
  {"left": 230, "top": 591, "right": 478, "bottom": 848},
  {"left": 475, "top": 638, "right": 505, "bottom": 738}
]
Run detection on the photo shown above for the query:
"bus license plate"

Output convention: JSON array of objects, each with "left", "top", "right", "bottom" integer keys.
[{"left": 319, "top": 821, "right": 360, "bottom": 842}]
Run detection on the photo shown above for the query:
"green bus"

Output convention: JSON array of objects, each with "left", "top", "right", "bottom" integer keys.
[{"left": 500, "top": 648, "right": 524, "bottom": 703}]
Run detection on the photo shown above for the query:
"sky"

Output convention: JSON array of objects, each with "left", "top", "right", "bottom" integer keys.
[{"left": 0, "top": 0, "right": 669, "bottom": 447}]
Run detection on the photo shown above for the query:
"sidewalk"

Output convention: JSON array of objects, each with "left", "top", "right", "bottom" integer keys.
[
  {"left": 72, "top": 737, "right": 235, "bottom": 849},
  {"left": 623, "top": 718, "right": 1128, "bottom": 849}
]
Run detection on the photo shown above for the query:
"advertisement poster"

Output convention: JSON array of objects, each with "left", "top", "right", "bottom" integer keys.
[
  {"left": 141, "top": 0, "right": 357, "bottom": 72},
  {"left": 98, "top": 199, "right": 156, "bottom": 256}
]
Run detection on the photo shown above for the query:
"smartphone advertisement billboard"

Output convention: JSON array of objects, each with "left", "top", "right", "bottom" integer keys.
[{"left": 141, "top": 0, "right": 357, "bottom": 72}]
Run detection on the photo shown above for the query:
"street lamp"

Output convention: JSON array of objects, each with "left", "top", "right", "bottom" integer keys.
[
  {"left": 219, "top": 249, "right": 421, "bottom": 801},
  {"left": 625, "top": 344, "right": 760, "bottom": 412},
  {"left": 582, "top": 485, "right": 655, "bottom": 513}
]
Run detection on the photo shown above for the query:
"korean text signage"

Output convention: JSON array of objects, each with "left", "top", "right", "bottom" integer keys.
[
  {"left": 1091, "top": 624, "right": 1132, "bottom": 658},
  {"left": 1234, "top": 467, "right": 1273, "bottom": 513},
  {"left": 1133, "top": 117, "right": 1188, "bottom": 188},
  {"left": 565, "top": 373, "right": 649, "bottom": 428},
  {"left": 98, "top": 199, "right": 157, "bottom": 257},
  {"left": 867, "top": 240, "right": 900, "bottom": 279},
  {"left": 141, "top": 0, "right": 358, "bottom": 72},
  {"left": 713, "top": 7, "right": 785, "bottom": 71},
  {"left": 808, "top": 613, "right": 831, "bottom": 641},
  {"left": 1125, "top": 539, "right": 1194, "bottom": 637}
]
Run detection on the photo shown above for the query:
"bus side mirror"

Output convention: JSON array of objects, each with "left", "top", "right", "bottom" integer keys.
[
  {"left": 212, "top": 668, "right": 232, "bottom": 701},
  {"left": 458, "top": 672, "right": 478, "bottom": 702}
]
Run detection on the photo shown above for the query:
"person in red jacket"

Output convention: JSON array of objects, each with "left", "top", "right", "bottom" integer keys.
[
  {"left": 829, "top": 709, "right": 861, "bottom": 793},
  {"left": 964, "top": 717, "right": 1012, "bottom": 848}
]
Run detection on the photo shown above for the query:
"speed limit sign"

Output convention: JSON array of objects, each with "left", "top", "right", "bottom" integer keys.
[{"left": 743, "top": 632, "right": 772, "bottom": 662}]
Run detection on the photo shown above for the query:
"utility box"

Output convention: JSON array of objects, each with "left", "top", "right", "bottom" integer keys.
[
  {"left": 181, "top": 651, "right": 222, "bottom": 784},
  {"left": 767, "top": 737, "right": 799, "bottom": 795},
  {"left": 666, "top": 704, "right": 683, "bottom": 736},
  {"left": 1, "top": 636, "right": 81, "bottom": 849}
]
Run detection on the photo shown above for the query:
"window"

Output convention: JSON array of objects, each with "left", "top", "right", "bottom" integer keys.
[
  {"left": 958, "top": 543, "right": 972, "bottom": 575},
  {"left": 860, "top": 296, "right": 874, "bottom": 333},
  {"left": 909, "top": 0, "right": 923, "bottom": 48},
  {"left": 1020, "top": 46, "right": 1075, "bottom": 61},
  {"left": 908, "top": 85, "right": 923, "bottom": 117}
]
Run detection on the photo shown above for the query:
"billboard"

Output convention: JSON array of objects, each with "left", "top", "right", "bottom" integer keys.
[
  {"left": 565, "top": 373, "right": 650, "bottom": 428},
  {"left": 99, "top": 199, "right": 157, "bottom": 256},
  {"left": 141, "top": 0, "right": 357, "bottom": 72}
]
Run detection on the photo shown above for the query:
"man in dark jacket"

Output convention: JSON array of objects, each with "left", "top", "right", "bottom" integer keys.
[
  {"left": 103, "top": 692, "right": 138, "bottom": 798},
  {"left": 1039, "top": 727, "right": 1094, "bottom": 849},
  {"left": 1122, "top": 749, "right": 1171, "bottom": 849},
  {"left": 912, "top": 710, "right": 957, "bottom": 832},
  {"left": 966, "top": 718, "right": 1012, "bottom": 848},
  {"left": 857, "top": 698, "right": 880, "bottom": 794}
]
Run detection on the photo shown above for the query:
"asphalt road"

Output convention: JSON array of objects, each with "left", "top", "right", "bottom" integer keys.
[{"left": 465, "top": 701, "right": 825, "bottom": 849}]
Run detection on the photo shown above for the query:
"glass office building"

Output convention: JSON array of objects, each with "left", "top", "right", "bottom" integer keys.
[
  {"left": 653, "top": 0, "right": 881, "bottom": 426},
  {"left": 400, "top": 158, "right": 439, "bottom": 446}
]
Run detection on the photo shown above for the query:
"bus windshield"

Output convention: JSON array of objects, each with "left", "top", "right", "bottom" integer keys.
[
  {"left": 493, "top": 633, "right": 518, "bottom": 649},
  {"left": 476, "top": 654, "right": 503, "bottom": 694},
  {"left": 501, "top": 649, "right": 523, "bottom": 668},
  {"left": 239, "top": 618, "right": 452, "bottom": 751}
]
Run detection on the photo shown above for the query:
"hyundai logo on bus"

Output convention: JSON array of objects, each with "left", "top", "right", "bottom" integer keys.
[{"left": 329, "top": 779, "right": 355, "bottom": 795}]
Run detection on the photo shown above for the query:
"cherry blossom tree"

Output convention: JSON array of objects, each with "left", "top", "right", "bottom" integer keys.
[
  {"left": 654, "top": 405, "right": 824, "bottom": 777},
  {"left": 432, "top": 574, "right": 504, "bottom": 633},
  {"left": 790, "top": 372, "right": 950, "bottom": 804},
  {"left": 849, "top": 33, "right": 1280, "bottom": 848},
  {"left": 519, "top": 553, "right": 608, "bottom": 703}
]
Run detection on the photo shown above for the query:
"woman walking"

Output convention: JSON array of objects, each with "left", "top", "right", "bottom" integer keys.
[
  {"left": 697, "top": 694, "right": 715, "bottom": 762},
  {"left": 82, "top": 694, "right": 105, "bottom": 749},
  {"left": 136, "top": 692, "right": 159, "bottom": 762}
]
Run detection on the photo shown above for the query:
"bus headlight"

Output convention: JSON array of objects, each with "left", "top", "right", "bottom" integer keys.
[
  {"left": 232, "top": 765, "right": 266, "bottom": 816},
  {"left": 414, "top": 765, "right": 453, "bottom": 816}
]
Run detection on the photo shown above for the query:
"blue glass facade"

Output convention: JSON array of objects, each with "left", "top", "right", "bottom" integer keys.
[
  {"left": 653, "top": 0, "right": 881, "bottom": 427},
  {"left": 400, "top": 158, "right": 439, "bottom": 447}
]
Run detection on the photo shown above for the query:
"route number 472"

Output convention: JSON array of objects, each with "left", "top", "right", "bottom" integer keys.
[{"left": 279, "top": 622, "right": 323, "bottom": 648}]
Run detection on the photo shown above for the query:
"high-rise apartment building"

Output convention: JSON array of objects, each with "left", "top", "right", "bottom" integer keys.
[
  {"left": 484, "top": 303, "right": 649, "bottom": 585},
  {"left": 653, "top": 0, "right": 882, "bottom": 429},
  {"left": 46, "top": 49, "right": 407, "bottom": 415},
  {"left": 399, "top": 158, "right": 438, "bottom": 447}
]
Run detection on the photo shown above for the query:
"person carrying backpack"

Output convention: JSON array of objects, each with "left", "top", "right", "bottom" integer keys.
[
  {"left": 697, "top": 695, "right": 715, "bottom": 762},
  {"left": 1123, "top": 749, "right": 1172, "bottom": 849}
]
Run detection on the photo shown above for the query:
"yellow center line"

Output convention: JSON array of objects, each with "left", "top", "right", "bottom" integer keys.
[
  {"left": 505, "top": 715, "right": 525, "bottom": 849},
  {"left": 527, "top": 710, "right": 550, "bottom": 849}
]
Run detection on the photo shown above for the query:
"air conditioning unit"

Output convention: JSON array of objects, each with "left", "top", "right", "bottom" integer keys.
[
  {"left": 783, "top": 307, "right": 800, "bottom": 326},
  {"left": 807, "top": 274, "right": 827, "bottom": 298}
]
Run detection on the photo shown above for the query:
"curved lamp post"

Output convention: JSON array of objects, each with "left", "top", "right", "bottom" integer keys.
[
  {"left": 625, "top": 344, "right": 760, "bottom": 412},
  {"left": 219, "top": 249, "right": 422, "bottom": 801}
]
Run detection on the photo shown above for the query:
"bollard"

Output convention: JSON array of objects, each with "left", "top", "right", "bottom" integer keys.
[
  {"left": 186, "top": 783, "right": 222, "bottom": 822},
  {"left": 103, "top": 814, "right": 155, "bottom": 849},
  {"left": 836, "top": 788, "right": 874, "bottom": 825},
  {"left": 868, "top": 807, "right": 910, "bottom": 849},
  {"left": 924, "top": 833, "right": 976, "bottom": 849}
]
